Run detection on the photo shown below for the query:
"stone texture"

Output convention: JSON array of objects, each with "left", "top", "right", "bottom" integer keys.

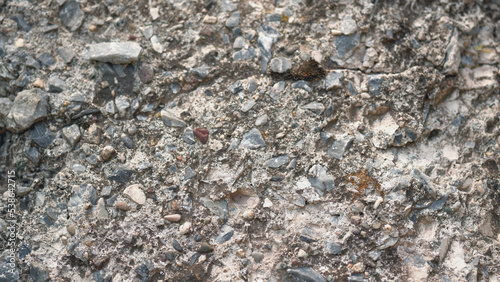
[
  {"left": 6, "top": 89, "right": 49, "bottom": 133},
  {"left": 87, "top": 42, "right": 142, "bottom": 64}
]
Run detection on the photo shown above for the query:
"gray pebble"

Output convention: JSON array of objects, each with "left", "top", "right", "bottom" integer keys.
[
  {"left": 328, "top": 136, "right": 354, "bottom": 160},
  {"left": 302, "top": 102, "right": 325, "bottom": 115},
  {"left": 270, "top": 57, "right": 292, "bottom": 73},
  {"left": 30, "top": 122, "right": 55, "bottom": 148},
  {"left": 88, "top": 42, "right": 142, "bottom": 64},
  {"left": 61, "top": 124, "right": 81, "bottom": 148},
  {"left": 240, "top": 128, "right": 266, "bottom": 149},
  {"left": 47, "top": 75, "right": 66, "bottom": 93},
  {"left": 233, "top": 47, "right": 256, "bottom": 61},
  {"left": 325, "top": 241, "right": 342, "bottom": 255},
  {"left": 57, "top": 47, "right": 75, "bottom": 63},
  {"left": 334, "top": 33, "right": 360, "bottom": 58},
  {"left": 182, "top": 127, "right": 196, "bottom": 144},
  {"left": 267, "top": 155, "right": 289, "bottom": 168},
  {"left": 38, "top": 52, "right": 55, "bottom": 66},
  {"left": 255, "top": 114, "right": 268, "bottom": 126},
  {"left": 59, "top": 0, "right": 85, "bottom": 31},
  {"left": 160, "top": 109, "right": 186, "bottom": 128},
  {"left": 251, "top": 251, "right": 264, "bottom": 263},
  {"left": 228, "top": 81, "right": 243, "bottom": 94},
  {"left": 225, "top": 12, "right": 240, "bottom": 28},
  {"left": 214, "top": 225, "right": 234, "bottom": 244},
  {"left": 325, "top": 71, "right": 343, "bottom": 90}
]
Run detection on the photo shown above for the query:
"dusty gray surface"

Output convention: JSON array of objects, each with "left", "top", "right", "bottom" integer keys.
[{"left": 0, "top": 0, "right": 499, "bottom": 281}]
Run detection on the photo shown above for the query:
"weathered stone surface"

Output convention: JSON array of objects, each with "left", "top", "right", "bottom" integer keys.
[
  {"left": 6, "top": 89, "right": 49, "bottom": 133},
  {"left": 87, "top": 42, "right": 142, "bottom": 64}
]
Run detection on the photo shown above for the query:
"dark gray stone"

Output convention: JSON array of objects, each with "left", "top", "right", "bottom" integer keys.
[
  {"left": 368, "top": 76, "right": 383, "bottom": 95},
  {"left": 197, "top": 242, "right": 214, "bottom": 253},
  {"left": 47, "top": 76, "right": 66, "bottom": 93},
  {"left": 429, "top": 193, "right": 449, "bottom": 210},
  {"left": 38, "top": 52, "right": 55, "bottom": 66},
  {"left": 286, "top": 267, "right": 326, "bottom": 282},
  {"left": 300, "top": 227, "right": 319, "bottom": 243},
  {"left": 108, "top": 167, "right": 134, "bottom": 183},
  {"left": 241, "top": 128, "right": 266, "bottom": 149},
  {"left": 308, "top": 164, "right": 335, "bottom": 194},
  {"left": 59, "top": 1, "right": 85, "bottom": 31},
  {"left": 29, "top": 264, "right": 49, "bottom": 282},
  {"left": 325, "top": 241, "right": 342, "bottom": 255},
  {"left": 30, "top": 122, "right": 55, "bottom": 148},
  {"left": 120, "top": 133, "right": 134, "bottom": 148},
  {"left": 172, "top": 240, "right": 183, "bottom": 252},
  {"left": 6, "top": 89, "right": 49, "bottom": 133},
  {"left": 214, "top": 225, "right": 234, "bottom": 244},
  {"left": 26, "top": 146, "right": 40, "bottom": 163},
  {"left": 26, "top": 56, "right": 41, "bottom": 69},
  {"left": 12, "top": 14, "right": 31, "bottom": 32},
  {"left": 334, "top": 33, "right": 360, "bottom": 58},
  {"left": 200, "top": 197, "right": 228, "bottom": 219},
  {"left": 0, "top": 260, "right": 20, "bottom": 281},
  {"left": 184, "top": 167, "right": 197, "bottom": 180},
  {"left": 229, "top": 81, "right": 243, "bottom": 94}
]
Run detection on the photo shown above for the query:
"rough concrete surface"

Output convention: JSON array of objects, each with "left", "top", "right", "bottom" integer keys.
[{"left": 0, "top": 0, "right": 499, "bottom": 281}]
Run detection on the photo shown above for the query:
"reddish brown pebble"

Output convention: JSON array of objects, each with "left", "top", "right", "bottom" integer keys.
[
  {"left": 358, "top": 125, "right": 366, "bottom": 132},
  {"left": 194, "top": 128, "right": 209, "bottom": 144},
  {"left": 129, "top": 34, "right": 137, "bottom": 40}
]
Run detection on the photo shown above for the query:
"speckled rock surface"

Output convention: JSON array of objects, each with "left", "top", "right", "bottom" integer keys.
[{"left": 0, "top": 0, "right": 499, "bottom": 281}]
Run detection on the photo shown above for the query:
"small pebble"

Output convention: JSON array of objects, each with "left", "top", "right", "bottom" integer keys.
[
  {"left": 237, "top": 249, "right": 245, "bottom": 258},
  {"left": 15, "top": 38, "right": 25, "bottom": 47},
  {"left": 33, "top": 78, "right": 45, "bottom": 88},
  {"left": 115, "top": 201, "right": 130, "bottom": 211},
  {"left": 67, "top": 224, "right": 76, "bottom": 236},
  {"left": 88, "top": 25, "right": 97, "bottom": 31},
  {"left": 297, "top": 249, "right": 308, "bottom": 258},
  {"left": 241, "top": 210, "right": 254, "bottom": 220},
  {"left": 165, "top": 214, "right": 182, "bottom": 222},
  {"left": 198, "top": 242, "right": 213, "bottom": 253},
  {"left": 179, "top": 221, "right": 192, "bottom": 235},
  {"left": 100, "top": 146, "right": 116, "bottom": 162},
  {"left": 352, "top": 262, "right": 365, "bottom": 273},
  {"left": 194, "top": 128, "right": 209, "bottom": 144}
]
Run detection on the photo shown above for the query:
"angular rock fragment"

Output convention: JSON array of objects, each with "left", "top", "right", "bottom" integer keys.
[
  {"left": 6, "top": 89, "right": 49, "bottom": 133},
  {"left": 286, "top": 267, "right": 326, "bottom": 282},
  {"left": 328, "top": 136, "right": 354, "bottom": 160},
  {"left": 88, "top": 42, "right": 142, "bottom": 64},
  {"left": 59, "top": 1, "right": 85, "bottom": 31},
  {"left": 160, "top": 109, "right": 187, "bottom": 128},
  {"left": 123, "top": 184, "right": 146, "bottom": 205},
  {"left": 267, "top": 155, "right": 289, "bottom": 168},
  {"left": 61, "top": 124, "right": 82, "bottom": 148},
  {"left": 240, "top": 128, "right": 266, "bottom": 149}
]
